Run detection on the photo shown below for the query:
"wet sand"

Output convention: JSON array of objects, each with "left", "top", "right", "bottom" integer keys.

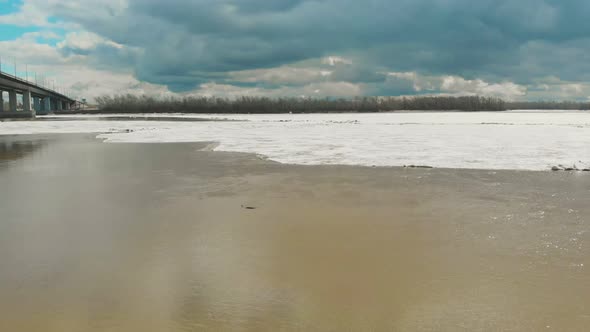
[{"left": 0, "top": 134, "right": 589, "bottom": 331}]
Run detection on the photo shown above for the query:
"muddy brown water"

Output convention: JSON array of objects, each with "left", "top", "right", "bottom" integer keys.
[{"left": 0, "top": 134, "right": 589, "bottom": 331}]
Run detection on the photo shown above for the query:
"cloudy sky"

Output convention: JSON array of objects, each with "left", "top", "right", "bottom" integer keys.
[{"left": 1, "top": 0, "right": 590, "bottom": 101}]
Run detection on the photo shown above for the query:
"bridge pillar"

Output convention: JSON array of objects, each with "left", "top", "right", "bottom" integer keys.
[
  {"left": 33, "top": 97, "right": 41, "bottom": 112},
  {"left": 57, "top": 99, "right": 63, "bottom": 111},
  {"left": 8, "top": 90, "right": 17, "bottom": 112},
  {"left": 0, "top": 90, "right": 3, "bottom": 112},
  {"left": 23, "top": 90, "right": 32, "bottom": 113},
  {"left": 43, "top": 97, "right": 51, "bottom": 112}
]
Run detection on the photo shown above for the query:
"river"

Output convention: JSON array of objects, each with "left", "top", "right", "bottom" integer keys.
[{"left": 0, "top": 133, "right": 589, "bottom": 331}]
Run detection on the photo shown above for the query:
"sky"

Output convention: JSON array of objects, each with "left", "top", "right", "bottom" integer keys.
[{"left": 1, "top": 0, "right": 590, "bottom": 102}]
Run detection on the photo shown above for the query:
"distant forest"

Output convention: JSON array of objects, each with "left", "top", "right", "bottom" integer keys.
[
  {"left": 506, "top": 100, "right": 590, "bottom": 110},
  {"left": 94, "top": 95, "right": 590, "bottom": 113}
]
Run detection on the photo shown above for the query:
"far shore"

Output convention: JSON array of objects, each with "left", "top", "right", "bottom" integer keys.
[{"left": 51, "top": 108, "right": 586, "bottom": 116}]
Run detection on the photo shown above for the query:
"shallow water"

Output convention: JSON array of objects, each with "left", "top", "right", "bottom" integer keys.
[{"left": 1, "top": 134, "right": 589, "bottom": 331}]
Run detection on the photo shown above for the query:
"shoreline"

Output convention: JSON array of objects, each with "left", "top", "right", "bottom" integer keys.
[{"left": 2, "top": 132, "right": 589, "bottom": 174}]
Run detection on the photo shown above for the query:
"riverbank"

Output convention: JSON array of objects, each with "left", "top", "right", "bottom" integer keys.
[{"left": 0, "top": 111, "right": 35, "bottom": 119}]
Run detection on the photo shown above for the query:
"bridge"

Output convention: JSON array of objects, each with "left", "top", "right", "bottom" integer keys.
[{"left": 1, "top": 71, "right": 76, "bottom": 118}]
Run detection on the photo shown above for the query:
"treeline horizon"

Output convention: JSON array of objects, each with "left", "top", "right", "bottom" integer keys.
[
  {"left": 94, "top": 95, "right": 590, "bottom": 114},
  {"left": 506, "top": 100, "right": 590, "bottom": 110}
]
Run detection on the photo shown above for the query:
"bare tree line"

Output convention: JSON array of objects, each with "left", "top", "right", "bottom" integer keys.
[
  {"left": 95, "top": 95, "right": 509, "bottom": 113},
  {"left": 507, "top": 101, "right": 590, "bottom": 110}
]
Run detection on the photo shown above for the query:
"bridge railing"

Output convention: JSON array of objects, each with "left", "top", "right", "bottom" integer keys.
[{"left": 0, "top": 56, "right": 71, "bottom": 99}]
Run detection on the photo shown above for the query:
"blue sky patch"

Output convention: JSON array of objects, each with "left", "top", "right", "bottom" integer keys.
[
  {"left": 0, "top": 0, "right": 22, "bottom": 15},
  {"left": 0, "top": 24, "right": 39, "bottom": 40}
]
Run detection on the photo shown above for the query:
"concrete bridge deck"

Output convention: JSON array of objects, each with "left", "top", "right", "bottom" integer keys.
[{"left": 0, "top": 72, "right": 76, "bottom": 118}]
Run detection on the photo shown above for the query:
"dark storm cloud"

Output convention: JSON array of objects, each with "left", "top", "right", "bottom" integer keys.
[{"left": 44, "top": 0, "right": 590, "bottom": 91}]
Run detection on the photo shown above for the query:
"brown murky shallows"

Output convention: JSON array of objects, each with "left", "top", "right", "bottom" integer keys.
[{"left": 0, "top": 134, "right": 589, "bottom": 332}]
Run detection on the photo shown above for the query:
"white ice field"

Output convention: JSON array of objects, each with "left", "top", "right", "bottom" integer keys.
[{"left": 1, "top": 110, "right": 589, "bottom": 171}]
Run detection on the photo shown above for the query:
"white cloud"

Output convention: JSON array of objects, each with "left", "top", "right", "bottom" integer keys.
[
  {"left": 193, "top": 81, "right": 361, "bottom": 98},
  {"left": 57, "top": 31, "right": 108, "bottom": 50},
  {"left": 527, "top": 77, "right": 590, "bottom": 101},
  {"left": 322, "top": 56, "right": 353, "bottom": 66},
  {"left": 0, "top": 2, "right": 51, "bottom": 27},
  {"left": 66, "top": 69, "right": 172, "bottom": 101},
  {"left": 440, "top": 76, "right": 527, "bottom": 98},
  {"left": 387, "top": 72, "right": 438, "bottom": 92},
  {"left": 0, "top": 35, "right": 168, "bottom": 102},
  {"left": 19, "top": 30, "right": 62, "bottom": 41},
  {"left": 228, "top": 66, "right": 332, "bottom": 85},
  {"left": 385, "top": 72, "right": 527, "bottom": 99},
  {"left": 0, "top": 36, "right": 68, "bottom": 66}
]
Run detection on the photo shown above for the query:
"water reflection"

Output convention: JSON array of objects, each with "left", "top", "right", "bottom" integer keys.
[{"left": 0, "top": 137, "right": 47, "bottom": 164}]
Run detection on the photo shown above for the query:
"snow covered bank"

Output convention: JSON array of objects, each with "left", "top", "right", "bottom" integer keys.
[{"left": 2, "top": 111, "right": 590, "bottom": 171}]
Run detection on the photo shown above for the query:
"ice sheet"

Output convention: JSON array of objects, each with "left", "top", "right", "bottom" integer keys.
[{"left": 3, "top": 111, "right": 590, "bottom": 171}]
